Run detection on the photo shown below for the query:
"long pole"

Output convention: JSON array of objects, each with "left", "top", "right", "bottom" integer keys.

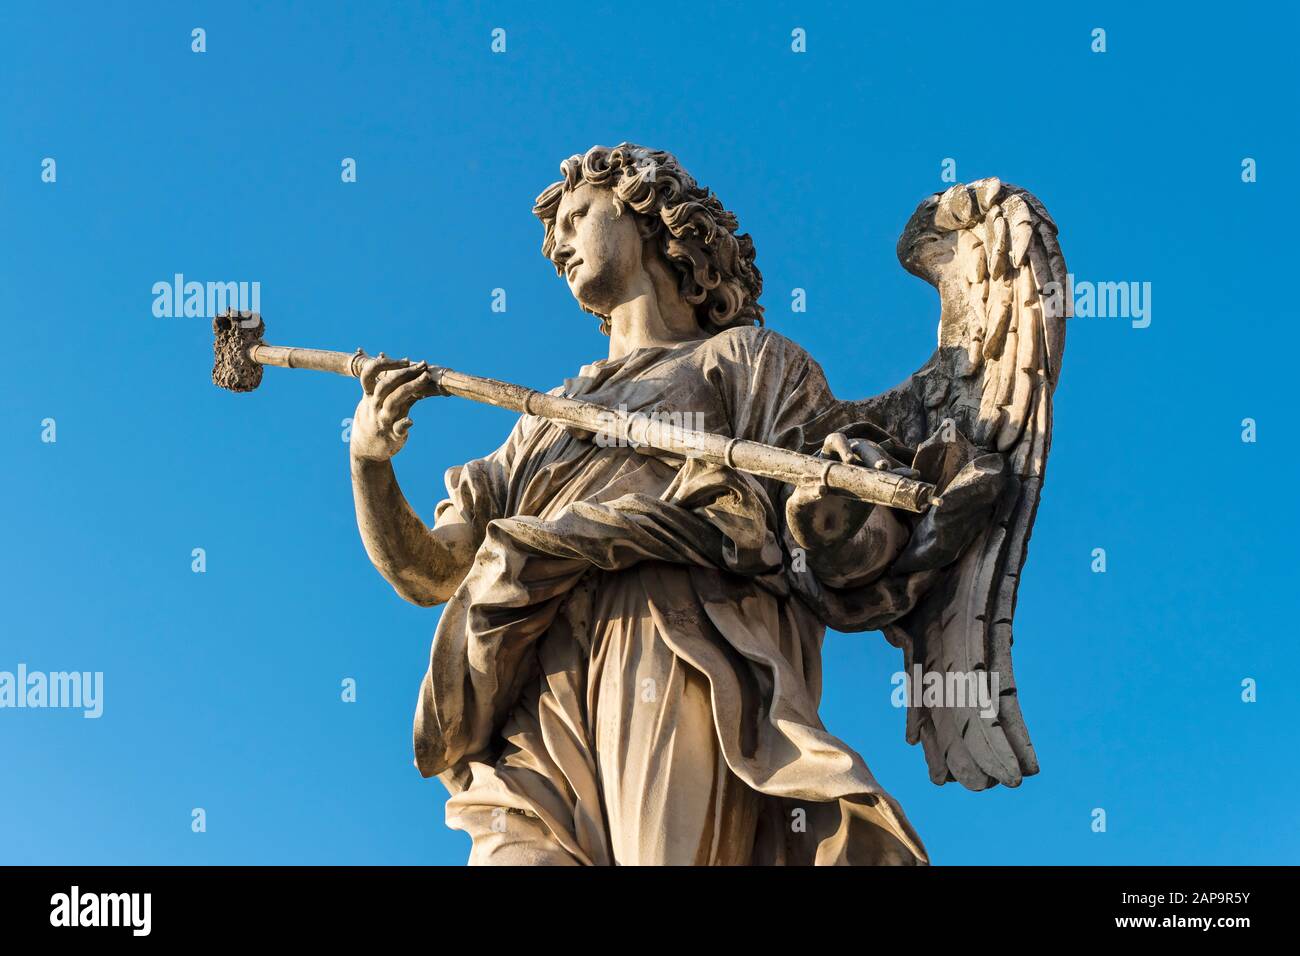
[{"left": 238, "top": 340, "right": 941, "bottom": 513}]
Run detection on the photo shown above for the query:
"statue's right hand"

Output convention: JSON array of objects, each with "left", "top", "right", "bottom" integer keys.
[{"left": 350, "top": 355, "right": 443, "bottom": 462}]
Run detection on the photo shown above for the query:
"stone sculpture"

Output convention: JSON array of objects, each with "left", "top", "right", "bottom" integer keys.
[{"left": 215, "top": 143, "right": 1069, "bottom": 865}]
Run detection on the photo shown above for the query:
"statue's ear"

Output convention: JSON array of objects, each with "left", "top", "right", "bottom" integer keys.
[{"left": 633, "top": 212, "right": 659, "bottom": 240}]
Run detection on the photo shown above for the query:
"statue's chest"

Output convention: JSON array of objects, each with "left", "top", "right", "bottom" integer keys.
[
  {"left": 508, "top": 355, "right": 737, "bottom": 517},
  {"left": 570, "top": 353, "right": 733, "bottom": 438}
]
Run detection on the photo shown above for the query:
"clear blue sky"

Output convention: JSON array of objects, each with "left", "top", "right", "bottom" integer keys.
[{"left": 2, "top": 1, "right": 1296, "bottom": 865}]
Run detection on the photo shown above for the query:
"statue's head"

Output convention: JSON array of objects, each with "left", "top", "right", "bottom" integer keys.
[{"left": 533, "top": 143, "right": 763, "bottom": 335}]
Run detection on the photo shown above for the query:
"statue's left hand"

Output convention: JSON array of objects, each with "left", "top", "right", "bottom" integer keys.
[{"left": 785, "top": 433, "right": 917, "bottom": 552}]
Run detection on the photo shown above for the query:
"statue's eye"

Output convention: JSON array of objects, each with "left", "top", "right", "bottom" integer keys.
[{"left": 569, "top": 210, "right": 584, "bottom": 227}]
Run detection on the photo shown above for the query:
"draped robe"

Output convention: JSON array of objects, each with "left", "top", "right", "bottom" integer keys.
[{"left": 413, "top": 326, "right": 993, "bottom": 865}]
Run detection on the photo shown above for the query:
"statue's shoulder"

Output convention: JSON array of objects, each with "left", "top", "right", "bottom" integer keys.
[{"left": 699, "top": 325, "right": 812, "bottom": 366}]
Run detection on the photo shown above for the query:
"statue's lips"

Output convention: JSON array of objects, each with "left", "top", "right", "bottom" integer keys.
[{"left": 565, "top": 258, "right": 583, "bottom": 280}]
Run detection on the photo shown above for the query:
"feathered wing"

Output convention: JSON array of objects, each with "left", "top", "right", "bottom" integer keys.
[{"left": 841, "top": 179, "right": 1069, "bottom": 790}]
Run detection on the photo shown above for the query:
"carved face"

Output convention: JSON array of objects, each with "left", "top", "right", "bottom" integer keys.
[{"left": 551, "top": 182, "right": 647, "bottom": 317}]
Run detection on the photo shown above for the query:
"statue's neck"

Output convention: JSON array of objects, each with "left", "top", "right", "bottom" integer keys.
[{"left": 606, "top": 270, "right": 700, "bottom": 362}]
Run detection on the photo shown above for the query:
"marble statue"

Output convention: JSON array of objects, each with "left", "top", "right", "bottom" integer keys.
[{"left": 217, "top": 143, "right": 1069, "bottom": 865}]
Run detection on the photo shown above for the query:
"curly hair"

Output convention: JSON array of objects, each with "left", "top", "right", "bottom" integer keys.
[{"left": 532, "top": 143, "right": 764, "bottom": 335}]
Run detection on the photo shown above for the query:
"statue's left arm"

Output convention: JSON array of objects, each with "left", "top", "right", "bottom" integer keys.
[
  {"left": 782, "top": 438, "right": 910, "bottom": 586},
  {"left": 717, "top": 327, "right": 1002, "bottom": 593}
]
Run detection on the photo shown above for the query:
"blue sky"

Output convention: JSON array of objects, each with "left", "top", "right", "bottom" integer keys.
[{"left": 1, "top": 1, "right": 1296, "bottom": 865}]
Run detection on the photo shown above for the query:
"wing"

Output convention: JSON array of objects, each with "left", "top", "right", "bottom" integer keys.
[{"left": 842, "top": 179, "right": 1069, "bottom": 790}]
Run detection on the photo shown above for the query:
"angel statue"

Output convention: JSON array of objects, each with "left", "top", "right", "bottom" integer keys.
[{"left": 346, "top": 143, "right": 1068, "bottom": 865}]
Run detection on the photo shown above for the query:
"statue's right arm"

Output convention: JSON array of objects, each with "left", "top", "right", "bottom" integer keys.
[
  {"left": 351, "top": 458, "right": 474, "bottom": 607},
  {"left": 348, "top": 358, "right": 475, "bottom": 607}
]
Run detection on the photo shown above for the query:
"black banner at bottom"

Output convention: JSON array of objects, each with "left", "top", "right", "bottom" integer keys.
[{"left": 0, "top": 865, "right": 1292, "bottom": 940}]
